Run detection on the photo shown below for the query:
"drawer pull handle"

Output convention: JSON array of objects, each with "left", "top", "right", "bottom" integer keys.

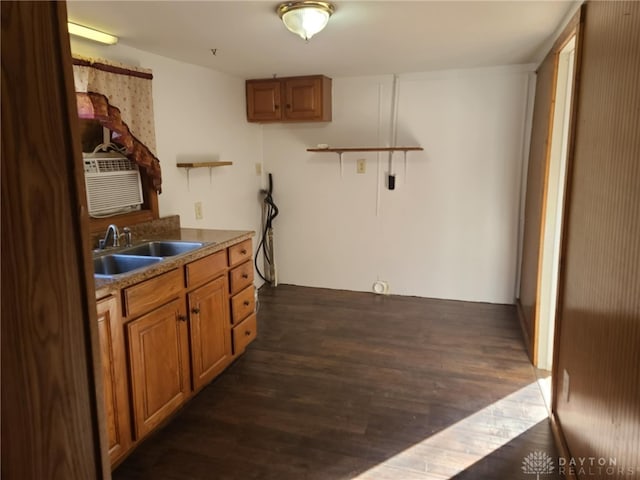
[
  {"left": 191, "top": 307, "right": 200, "bottom": 314},
  {"left": 245, "top": 330, "right": 251, "bottom": 336},
  {"left": 241, "top": 249, "right": 247, "bottom": 255},
  {"left": 243, "top": 300, "right": 250, "bottom": 306},
  {"left": 242, "top": 273, "right": 249, "bottom": 279},
  {"left": 177, "top": 314, "right": 187, "bottom": 322}
]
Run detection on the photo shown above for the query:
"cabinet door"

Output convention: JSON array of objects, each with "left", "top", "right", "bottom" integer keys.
[
  {"left": 246, "top": 80, "right": 282, "bottom": 122},
  {"left": 283, "top": 76, "right": 331, "bottom": 121},
  {"left": 97, "top": 295, "right": 131, "bottom": 465},
  {"left": 127, "top": 298, "right": 190, "bottom": 440},
  {"left": 188, "top": 275, "right": 231, "bottom": 391}
]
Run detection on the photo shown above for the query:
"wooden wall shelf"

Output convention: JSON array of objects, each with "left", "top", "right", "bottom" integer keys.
[
  {"left": 306, "top": 146, "right": 424, "bottom": 181},
  {"left": 307, "top": 147, "right": 423, "bottom": 153},
  {"left": 176, "top": 162, "right": 233, "bottom": 189},
  {"left": 176, "top": 161, "right": 233, "bottom": 169}
]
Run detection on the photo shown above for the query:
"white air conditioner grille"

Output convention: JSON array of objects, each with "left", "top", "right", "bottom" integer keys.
[{"left": 83, "top": 153, "right": 144, "bottom": 216}]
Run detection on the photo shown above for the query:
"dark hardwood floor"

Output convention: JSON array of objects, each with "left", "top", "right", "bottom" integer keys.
[{"left": 113, "top": 285, "right": 563, "bottom": 480}]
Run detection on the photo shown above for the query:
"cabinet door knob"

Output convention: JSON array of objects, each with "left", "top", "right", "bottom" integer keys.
[
  {"left": 241, "top": 249, "right": 247, "bottom": 255},
  {"left": 286, "top": 104, "right": 291, "bottom": 109},
  {"left": 242, "top": 273, "right": 249, "bottom": 279},
  {"left": 274, "top": 105, "right": 279, "bottom": 110},
  {"left": 191, "top": 307, "right": 200, "bottom": 314},
  {"left": 177, "top": 314, "right": 187, "bottom": 322},
  {"left": 245, "top": 330, "right": 251, "bottom": 336},
  {"left": 243, "top": 300, "right": 250, "bottom": 306}
]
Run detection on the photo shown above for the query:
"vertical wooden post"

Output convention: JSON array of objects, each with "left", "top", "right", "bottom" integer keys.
[{"left": 1, "top": 1, "right": 108, "bottom": 478}]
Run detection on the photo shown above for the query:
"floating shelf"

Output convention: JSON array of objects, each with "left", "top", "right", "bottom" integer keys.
[
  {"left": 176, "top": 161, "right": 233, "bottom": 168},
  {"left": 307, "top": 146, "right": 423, "bottom": 181},
  {"left": 177, "top": 161, "right": 233, "bottom": 189},
  {"left": 307, "top": 147, "right": 423, "bottom": 153}
]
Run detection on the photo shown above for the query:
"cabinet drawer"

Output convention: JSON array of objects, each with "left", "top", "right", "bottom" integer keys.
[
  {"left": 186, "top": 250, "right": 226, "bottom": 288},
  {"left": 228, "top": 239, "right": 252, "bottom": 267},
  {"left": 232, "top": 313, "right": 257, "bottom": 355},
  {"left": 123, "top": 269, "right": 183, "bottom": 318},
  {"left": 231, "top": 286, "right": 255, "bottom": 325},
  {"left": 229, "top": 260, "right": 253, "bottom": 295}
]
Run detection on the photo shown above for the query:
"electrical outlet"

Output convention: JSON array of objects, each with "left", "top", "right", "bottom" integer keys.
[
  {"left": 255, "top": 162, "right": 262, "bottom": 175},
  {"left": 357, "top": 158, "right": 366, "bottom": 174},
  {"left": 194, "top": 201, "right": 203, "bottom": 220},
  {"left": 562, "top": 369, "right": 570, "bottom": 402}
]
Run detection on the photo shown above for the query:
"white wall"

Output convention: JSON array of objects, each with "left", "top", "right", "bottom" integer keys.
[
  {"left": 262, "top": 66, "right": 533, "bottom": 304},
  {"left": 70, "top": 37, "right": 532, "bottom": 303},
  {"left": 70, "top": 38, "right": 263, "bottom": 235}
]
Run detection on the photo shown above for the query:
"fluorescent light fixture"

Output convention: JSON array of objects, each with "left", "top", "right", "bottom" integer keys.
[
  {"left": 68, "top": 22, "right": 118, "bottom": 45},
  {"left": 277, "top": 1, "right": 335, "bottom": 41}
]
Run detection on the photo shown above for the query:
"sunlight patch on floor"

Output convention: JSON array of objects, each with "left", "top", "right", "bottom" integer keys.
[{"left": 352, "top": 379, "right": 551, "bottom": 479}]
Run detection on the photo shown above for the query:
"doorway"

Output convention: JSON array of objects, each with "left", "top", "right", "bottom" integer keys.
[{"left": 535, "top": 37, "right": 576, "bottom": 370}]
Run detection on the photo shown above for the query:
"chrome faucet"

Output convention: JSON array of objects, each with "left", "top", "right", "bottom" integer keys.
[{"left": 99, "top": 224, "right": 120, "bottom": 249}]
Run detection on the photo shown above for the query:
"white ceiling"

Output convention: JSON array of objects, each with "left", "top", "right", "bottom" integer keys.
[{"left": 67, "top": 1, "right": 578, "bottom": 79}]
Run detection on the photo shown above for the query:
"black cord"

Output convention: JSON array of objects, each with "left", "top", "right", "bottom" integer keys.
[{"left": 255, "top": 196, "right": 278, "bottom": 282}]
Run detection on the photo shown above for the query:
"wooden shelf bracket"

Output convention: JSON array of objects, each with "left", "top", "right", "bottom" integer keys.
[
  {"left": 306, "top": 147, "right": 423, "bottom": 179},
  {"left": 176, "top": 161, "right": 233, "bottom": 190}
]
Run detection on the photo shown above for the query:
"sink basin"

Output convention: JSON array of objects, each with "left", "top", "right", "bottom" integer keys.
[
  {"left": 119, "top": 241, "right": 206, "bottom": 257},
  {"left": 94, "top": 254, "right": 163, "bottom": 277}
]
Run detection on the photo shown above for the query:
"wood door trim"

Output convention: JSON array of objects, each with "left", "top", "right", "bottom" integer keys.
[
  {"left": 549, "top": 6, "right": 585, "bottom": 415},
  {"left": 550, "top": 412, "right": 578, "bottom": 480},
  {"left": 529, "top": 6, "right": 584, "bottom": 367}
]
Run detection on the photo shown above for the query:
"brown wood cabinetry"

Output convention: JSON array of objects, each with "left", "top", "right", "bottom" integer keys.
[
  {"left": 123, "top": 268, "right": 183, "bottom": 318},
  {"left": 185, "top": 250, "right": 226, "bottom": 288},
  {"left": 246, "top": 75, "right": 332, "bottom": 123},
  {"left": 127, "top": 298, "right": 190, "bottom": 440},
  {"left": 231, "top": 285, "right": 256, "bottom": 325},
  {"left": 188, "top": 274, "right": 231, "bottom": 391},
  {"left": 233, "top": 313, "right": 257, "bottom": 356},
  {"left": 228, "top": 238, "right": 253, "bottom": 267},
  {"left": 229, "top": 260, "right": 254, "bottom": 295},
  {"left": 97, "top": 295, "right": 131, "bottom": 465},
  {"left": 99, "top": 237, "right": 257, "bottom": 466},
  {"left": 228, "top": 241, "right": 257, "bottom": 356}
]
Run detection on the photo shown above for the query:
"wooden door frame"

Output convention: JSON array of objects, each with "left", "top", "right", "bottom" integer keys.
[
  {"left": 517, "top": 8, "right": 584, "bottom": 366},
  {"left": 1, "top": 2, "right": 109, "bottom": 478},
  {"left": 516, "top": 7, "right": 585, "bottom": 478}
]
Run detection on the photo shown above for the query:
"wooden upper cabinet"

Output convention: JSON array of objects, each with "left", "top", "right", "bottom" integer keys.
[
  {"left": 246, "top": 79, "right": 282, "bottom": 122},
  {"left": 246, "top": 75, "right": 331, "bottom": 123}
]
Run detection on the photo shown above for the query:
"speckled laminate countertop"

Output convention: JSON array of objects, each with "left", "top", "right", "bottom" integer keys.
[{"left": 94, "top": 228, "right": 254, "bottom": 299}]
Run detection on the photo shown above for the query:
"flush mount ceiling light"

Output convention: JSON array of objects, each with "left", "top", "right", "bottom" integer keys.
[
  {"left": 68, "top": 22, "right": 118, "bottom": 45},
  {"left": 277, "top": 1, "right": 335, "bottom": 41}
]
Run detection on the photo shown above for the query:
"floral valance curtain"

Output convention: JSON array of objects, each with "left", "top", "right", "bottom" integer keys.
[{"left": 72, "top": 56, "right": 162, "bottom": 192}]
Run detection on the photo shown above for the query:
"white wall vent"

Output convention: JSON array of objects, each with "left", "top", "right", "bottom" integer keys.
[{"left": 83, "top": 152, "right": 143, "bottom": 217}]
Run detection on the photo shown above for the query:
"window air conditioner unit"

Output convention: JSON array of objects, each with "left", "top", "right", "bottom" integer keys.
[{"left": 83, "top": 152, "right": 144, "bottom": 217}]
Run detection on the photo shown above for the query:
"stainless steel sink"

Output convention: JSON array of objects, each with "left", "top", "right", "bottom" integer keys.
[
  {"left": 94, "top": 254, "right": 163, "bottom": 277},
  {"left": 119, "top": 241, "right": 206, "bottom": 257}
]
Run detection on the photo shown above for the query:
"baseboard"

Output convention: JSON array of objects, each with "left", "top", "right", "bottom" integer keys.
[{"left": 550, "top": 412, "right": 577, "bottom": 480}]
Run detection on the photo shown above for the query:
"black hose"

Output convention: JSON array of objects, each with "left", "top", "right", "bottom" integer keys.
[{"left": 255, "top": 174, "right": 278, "bottom": 282}]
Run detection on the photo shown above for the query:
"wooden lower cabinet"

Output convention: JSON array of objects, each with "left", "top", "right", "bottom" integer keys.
[
  {"left": 188, "top": 275, "right": 232, "bottom": 391},
  {"left": 97, "top": 295, "right": 131, "bottom": 465},
  {"left": 100, "top": 239, "right": 258, "bottom": 467},
  {"left": 127, "top": 298, "right": 191, "bottom": 440}
]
